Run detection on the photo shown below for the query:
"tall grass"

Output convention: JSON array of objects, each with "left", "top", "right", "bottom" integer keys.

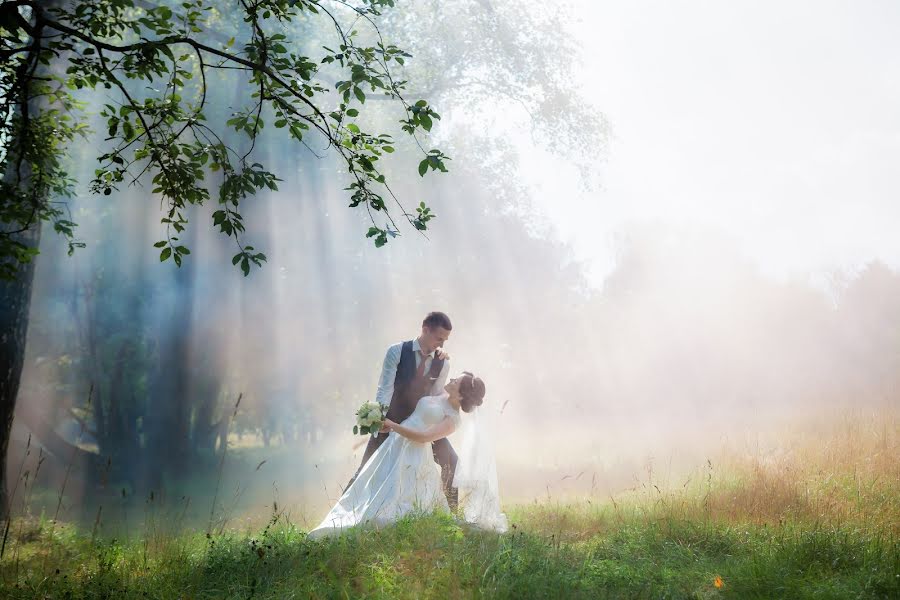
[{"left": 1, "top": 412, "right": 897, "bottom": 599}]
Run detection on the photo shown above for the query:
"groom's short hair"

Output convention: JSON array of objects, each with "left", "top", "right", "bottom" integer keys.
[{"left": 423, "top": 311, "right": 452, "bottom": 331}]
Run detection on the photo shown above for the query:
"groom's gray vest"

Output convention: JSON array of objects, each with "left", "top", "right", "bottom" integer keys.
[{"left": 384, "top": 340, "right": 445, "bottom": 424}]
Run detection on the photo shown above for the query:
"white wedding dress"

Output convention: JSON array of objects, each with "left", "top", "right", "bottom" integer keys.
[{"left": 308, "top": 394, "right": 461, "bottom": 539}]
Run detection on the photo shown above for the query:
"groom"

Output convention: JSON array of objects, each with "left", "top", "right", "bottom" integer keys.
[{"left": 348, "top": 311, "right": 458, "bottom": 509}]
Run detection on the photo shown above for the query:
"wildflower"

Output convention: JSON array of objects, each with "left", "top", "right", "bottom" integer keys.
[{"left": 713, "top": 575, "right": 724, "bottom": 589}]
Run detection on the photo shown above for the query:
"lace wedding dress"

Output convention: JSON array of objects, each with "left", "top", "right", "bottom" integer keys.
[{"left": 308, "top": 394, "right": 461, "bottom": 539}]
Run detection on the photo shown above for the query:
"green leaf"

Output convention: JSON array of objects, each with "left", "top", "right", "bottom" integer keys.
[
  {"left": 159, "top": 247, "right": 172, "bottom": 262},
  {"left": 418, "top": 159, "right": 428, "bottom": 177},
  {"left": 353, "top": 86, "right": 365, "bottom": 103}
]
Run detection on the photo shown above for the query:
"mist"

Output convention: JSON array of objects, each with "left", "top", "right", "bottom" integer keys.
[{"left": 7, "top": 0, "right": 899, "bottom": 531}]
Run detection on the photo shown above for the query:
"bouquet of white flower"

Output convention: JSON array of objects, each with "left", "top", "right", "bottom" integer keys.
[{"left": 353, "top": 401, "right": 386, "bottom": 435}]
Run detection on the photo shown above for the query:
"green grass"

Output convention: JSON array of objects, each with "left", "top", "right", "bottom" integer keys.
[
  {"left": 0, "top": 504, "right": 896, "bottom": 599},
  {"left": 2, "top": 414, "right": 897, "bottom": 598}
]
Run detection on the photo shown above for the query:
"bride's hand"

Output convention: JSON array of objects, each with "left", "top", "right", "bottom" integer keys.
[
  {"left": 379, "top": 419, "right": 396, "bottom": 434},
  {"left": 436, "top": 348, "right": 450, "bottom": 361}
]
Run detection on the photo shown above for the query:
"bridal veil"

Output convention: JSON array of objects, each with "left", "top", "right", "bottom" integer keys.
[{"left": 452, "top": 403, "right": 508, "bottom": 532}]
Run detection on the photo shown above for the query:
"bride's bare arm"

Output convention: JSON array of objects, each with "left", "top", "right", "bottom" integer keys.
[{"left": 384, "top": 416, "right": 455, "bottom": 444}]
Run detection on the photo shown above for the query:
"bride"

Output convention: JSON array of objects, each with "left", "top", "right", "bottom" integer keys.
[{"left": 308, "top": 372, "right": 507, "bottom": 539}]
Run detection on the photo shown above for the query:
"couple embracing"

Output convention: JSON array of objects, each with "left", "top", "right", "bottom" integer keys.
[{"left": 309, "top": 312, "right": 507, "bottom": 538}]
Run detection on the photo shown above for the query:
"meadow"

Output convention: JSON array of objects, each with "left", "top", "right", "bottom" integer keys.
[{"left": 1, "top": 412, "right": 897, "bottom": 599}]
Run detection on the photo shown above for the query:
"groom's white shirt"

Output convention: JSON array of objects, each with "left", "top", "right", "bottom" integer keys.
[{"left": 375, "top": 338, "right": 450, "bottom": 408}]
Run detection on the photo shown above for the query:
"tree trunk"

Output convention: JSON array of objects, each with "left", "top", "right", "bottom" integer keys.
[
  {"left": 143, "top": 217, "right": 197, "bottom": 487},
  {"left": 82, "top": 279, "right": 107, "bottom": 451},
  {"left": 192, "top": 387, "right": 220, "bottom": 456},
  {"left": 0, "top": 222, "right": 40, "bottom": 520},
  {"left": 0, "top": 0, "right": 66, "bottom": 519}
]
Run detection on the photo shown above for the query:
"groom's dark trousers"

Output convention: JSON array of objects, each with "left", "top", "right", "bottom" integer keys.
[{"left": 347, "top": 340, "right": 458, "bottom": 510}]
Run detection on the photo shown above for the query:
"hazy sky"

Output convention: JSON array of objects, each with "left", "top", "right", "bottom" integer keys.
[{"left": 520, "top": 0, "right": 900, "bottom": 286}]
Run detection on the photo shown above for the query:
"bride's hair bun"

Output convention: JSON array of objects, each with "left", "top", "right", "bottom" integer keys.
[{"left": 459, "top": 372, "right": 485, "bottom": 413}]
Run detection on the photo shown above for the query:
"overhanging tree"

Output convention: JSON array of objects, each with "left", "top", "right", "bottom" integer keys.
[{"left": 0, "top": 0, "right": 448, "bottom": 518}]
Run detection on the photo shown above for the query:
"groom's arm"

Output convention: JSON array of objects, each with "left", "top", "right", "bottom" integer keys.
[{"left": 374, "top": 343, "right": 402, "bottom": 408}]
